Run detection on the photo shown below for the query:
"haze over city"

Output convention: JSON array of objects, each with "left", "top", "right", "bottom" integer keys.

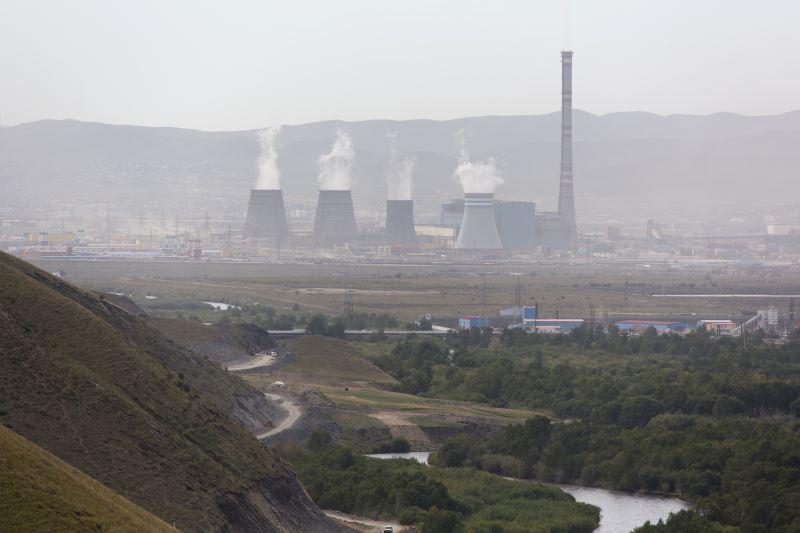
[{"left": 2, "top": 3, "right": 800, "bottom": 533}]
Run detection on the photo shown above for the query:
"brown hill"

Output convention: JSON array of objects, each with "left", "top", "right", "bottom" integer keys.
[{"left": 0, "top": 252, "right": 349, "bottom": 532}]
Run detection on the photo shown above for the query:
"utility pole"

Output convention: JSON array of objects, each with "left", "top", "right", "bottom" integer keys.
[
  {"left": 480, "top": 275, "right": 487, "bottom": 317},
  {"left": 343, "top": 266, "right": 354, "bottom": 327},
  {"left": 511, "top": 273, "right": 522, "bottom": 324}
]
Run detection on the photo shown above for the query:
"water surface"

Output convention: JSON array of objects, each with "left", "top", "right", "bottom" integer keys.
[{"left": 366, "top": 452, "right": 689, "bottom": 532}]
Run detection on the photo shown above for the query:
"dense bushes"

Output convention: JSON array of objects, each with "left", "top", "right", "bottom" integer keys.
[
  {"left": 276, "top": 435, "right": 599, "bottom": 533},
  {"left": 374, "top": 338, "right": 449, "bottom": 394},
  {"left": 370, "top": 332, "right": 800, "bottom": 531},
  {"left": 376, "top": 332, "right": 800, "bottom": 421},
  {"left": 433, "top": 415, "right": 800, "bottom": 531}
]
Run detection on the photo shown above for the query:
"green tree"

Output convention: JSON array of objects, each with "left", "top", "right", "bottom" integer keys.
[
  {"left": 421, "top": 507, "right": 463, "bottom": 533},
  {"left": 306, "top": 313, "right": 328, "bottom": 335}
]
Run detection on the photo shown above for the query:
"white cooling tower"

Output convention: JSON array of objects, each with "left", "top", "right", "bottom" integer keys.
[{"left": 455, "top": 193, "right": 503, "bottom": 249}]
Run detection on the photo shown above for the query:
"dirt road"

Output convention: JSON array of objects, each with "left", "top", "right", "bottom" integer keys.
[
  {"left": 323, "top": 510, "right": 410, "bottom": 532},
  {"left": 368, "top": 412, "right": 430, "bottom": 444},
  {"left": 225, "top": 352, "right": 279, "bottom": 372},
  {"left": 256, "top": 393, "right": 302, "bottom": 440}
]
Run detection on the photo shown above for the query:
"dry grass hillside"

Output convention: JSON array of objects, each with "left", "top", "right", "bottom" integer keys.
[
  {"left": 277, "top": 336, "right": 399, "bottom": 387},
  {"left": 0, "top": 252, "right": 349, "bottom": 532},
  {"left": 0, "top": 424, "right": 174, "bottom": 533}
]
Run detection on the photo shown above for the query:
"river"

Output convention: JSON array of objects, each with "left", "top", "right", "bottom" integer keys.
[{"left": 365, "top": 452, "right": 689, "bottom": 532}]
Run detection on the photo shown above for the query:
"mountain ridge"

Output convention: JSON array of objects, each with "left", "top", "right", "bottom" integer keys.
[{"left": 2, "top": 111, "right": 799, "bottom": 210}]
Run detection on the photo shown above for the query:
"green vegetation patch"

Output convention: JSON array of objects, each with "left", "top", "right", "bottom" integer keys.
[{"left": 277, "top": 438, "right": 599, "bottom": 533}]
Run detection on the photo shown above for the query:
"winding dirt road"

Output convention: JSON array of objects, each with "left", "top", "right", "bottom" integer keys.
[
  {"left": 225, "top": 352, "right": 279, "bottom": 372},
  {"left": 323, "top": 510, "right": 409, "bottom": 532},
  {"left": 256, "top": 393, "right": 302, "bottom": 440}
]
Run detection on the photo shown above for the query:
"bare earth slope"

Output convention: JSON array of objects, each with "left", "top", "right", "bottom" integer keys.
[
  {"left": 0, "top": 252, "right": 349, "bottom": 532},
  {"left": 148, "top": 316, "right": 275, "bottom": 365},
  {"left": 0, "top": 424, "right": 174, "bottom": 533}
]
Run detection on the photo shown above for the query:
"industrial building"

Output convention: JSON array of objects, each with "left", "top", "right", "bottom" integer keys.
[
  {"left": 522, "top": 318, "right": 584, "bottom": 332},
  {"left": 615, "top": 320, "right": 692, "bottom": 334},
  {"left": 459, "top": 316, "right": 491, "bottom": 329},
  {"left": 312, "top": 190, "right": 358, "bottom": 247},
  {"left": 243, "top": 189, "right": 289, "bottom": 243},
  {"left": 495, "top": 201, "right": 536, "bottom": 250},
  {"left": 698, "top": 319, "right": 737, "bottom": 335},
  {"left": 440, "top": 200, "right": 464, "bottom": 232}
]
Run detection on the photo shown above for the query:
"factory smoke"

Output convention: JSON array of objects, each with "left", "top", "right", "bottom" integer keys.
[
  {"left": 317, "top": 129, "right": 354, "bottom": 190},
  {"left": 386, "top": 132, "right": 415, "bottom": 200},
  {"left": 453, "top": 132, "right": 503, "bottom": 194},
  {"left": 254, "top": 126, "right": 282, "bottom": 190}
]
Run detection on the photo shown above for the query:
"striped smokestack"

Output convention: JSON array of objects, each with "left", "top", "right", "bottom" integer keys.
[{"left": 557, "top": 50, "right": 577, "bottom": 241}]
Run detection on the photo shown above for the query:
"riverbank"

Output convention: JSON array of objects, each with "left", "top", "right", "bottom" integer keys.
[{"left": 367, "top": 452, "right": 689, "bottom": 532}]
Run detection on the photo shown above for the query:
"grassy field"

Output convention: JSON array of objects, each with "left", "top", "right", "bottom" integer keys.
[
  {"left": 0, "top": 425, "right": 174, "bottom": 533},
  {"left": 33, "top": 258, "right": 800, "bottom": 322},
  {"left": 249, "top": 336, "right": 399, "bottom": 387},
  {"left": 312, "top": 384, "right": 545, "bottom": 421}
]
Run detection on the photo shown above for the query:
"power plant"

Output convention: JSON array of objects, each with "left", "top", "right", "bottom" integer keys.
[
  {"left": 385, "top": 199, "right": 417, "bottom": 246},
  {"left": 455, "top": 193, "right": 503, "bottom": 250},
  {"left": 243, "top": 189, "right": 289, "bottom": 243},
  {"left": 312, "top": 190, "right": 358, "bottom": 247},
  {"left": 237, "top": 50, "right": 577, "bottom": 254}
]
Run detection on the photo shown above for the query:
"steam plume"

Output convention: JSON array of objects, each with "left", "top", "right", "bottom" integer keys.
[
  {"left": 317, "top": 129, "right": 354, "bottom": 190},
  {"left": 254, "top": 126, "right": 282, "bottom": 190},
  {"left": 453, "top": 131, "right": 503, "bottom": 194},
  {"left": 386, "top": 131, "right": 415, "bottom": 200}
]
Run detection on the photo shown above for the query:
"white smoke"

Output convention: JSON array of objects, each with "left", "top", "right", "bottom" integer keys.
[
  {"left": 254, "top": 126, "right": 282, "bottom": 190},
  {"left": 386, "top": 131, "right": 415, "bottom": 200},
  {"left": 453, "top": 131, "right": 503, "bottom": 194},
  {"left": 317, "top": 129, "right": 355, "bottom": 190}
]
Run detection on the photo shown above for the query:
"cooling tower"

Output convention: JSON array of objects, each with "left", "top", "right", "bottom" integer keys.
[
  {"left": 243, "top": 189, "right": 289, "bottom": 242},
  {"left": 455, "top": 193, "right": 503, "bottom": 250},
  {"left": 312, "top": 190, "right": 358, "bottom": 247},
  {"left": 385, "top": 200, "right": 417, "bottom": 245}
]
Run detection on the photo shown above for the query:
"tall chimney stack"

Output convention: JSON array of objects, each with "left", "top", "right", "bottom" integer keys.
[{"left": 557, "top": 50, "right": 576, "bottom": 241}]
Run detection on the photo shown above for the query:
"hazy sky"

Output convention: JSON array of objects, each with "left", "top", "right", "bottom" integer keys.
[{"left": 2, "top": 0, "right": 799, "bottom": 130}]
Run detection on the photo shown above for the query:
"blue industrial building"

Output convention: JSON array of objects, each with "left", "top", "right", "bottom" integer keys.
[
  {"left": 459, "top": 316, "right": 491, "bottom": 329},
  {"left": 615, "top": 320, "right": 693, "bottom": 334}
]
